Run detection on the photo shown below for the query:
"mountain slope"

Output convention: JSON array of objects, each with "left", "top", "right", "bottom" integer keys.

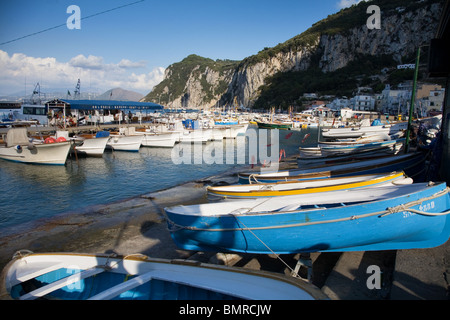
[
  {"left": 98, "top": 87, "right": 143, "bottom": 101},
  {"left": 142, "top": 55, "right": 239, "bottom": 108},
  {"left": 143, "top": 0, "right": 444, "bottom": 109}
]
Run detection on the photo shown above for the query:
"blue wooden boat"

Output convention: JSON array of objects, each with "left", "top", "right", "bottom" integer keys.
[
  {"left": 238, "top": 152, "right": 425, "bottom": 184},
  {"left": 164, "top": 182, "right": 450, "bottom": 254},
  {"left": 0, "top": 252, "right": 327, "bottom": 300}
]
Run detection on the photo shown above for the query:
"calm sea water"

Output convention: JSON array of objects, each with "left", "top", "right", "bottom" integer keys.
[{"left": 0, "top": 127, "right": 318, "bottom": 231}]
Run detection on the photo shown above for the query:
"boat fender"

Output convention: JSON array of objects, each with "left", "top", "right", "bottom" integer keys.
[
  {"left": 56, "top": 137, "right": 67, "bottom": 143},
  {"left": 44, "top": 137, "right": 57, "bottom": 144},
  {"left": 15, "top": 145, "right": 22, "bottom": 151}
]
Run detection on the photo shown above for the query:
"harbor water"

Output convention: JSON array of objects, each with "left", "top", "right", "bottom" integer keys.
[{"left": 0, "top": 127, "right": 318, "bottom": 233}]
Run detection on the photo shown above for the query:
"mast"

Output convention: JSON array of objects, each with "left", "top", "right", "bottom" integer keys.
[
  {"left": 74, "top": 79, "right": 81, "bottom": 100},
  {"left": 405, "top": 47, "right": 421, "bottom": 154}
]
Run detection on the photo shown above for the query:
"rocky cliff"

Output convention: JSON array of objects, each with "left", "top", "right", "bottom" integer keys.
[{"left": 142, "top": 0, "right": 444, "bottom": 109}]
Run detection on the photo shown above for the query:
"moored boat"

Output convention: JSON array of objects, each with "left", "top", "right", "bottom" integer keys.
[
  {"left": 256, "top": 120, "right": 293, "bottom": 130},
  {"left": 238, "top": 152, "right": 425, "bottom": 184},
  {"left": 321, "top": 121, "right": 408, "bottom": 139},
  {"left": 298, "top": 149, "right": 395, "bottom": 167},
  {"left": 141, "top": 131, "right": 180, "bottom": 148},
  {"left": 165, "top": 182, "right": 450, "bottom": 254},
  {"left": 207, "top": 171, "right": 411, "bottom": 199},
  {"left": 318, "top": 138, "right": 405, "bottom": 156},
  {"left": 0, "top": 128, "right": 71, "bottom": 165},
  {"left": 72, "top": 131, "right": 110, "bottom": 157},
  {"left": 0, "top": 252, "right": 327, "bottom": 300},
  {"left": 178, "top": 128, "right": 212, "bottom": 143},
  {"left": 106, "top": 128, "right": 143, "bottom": 152}
]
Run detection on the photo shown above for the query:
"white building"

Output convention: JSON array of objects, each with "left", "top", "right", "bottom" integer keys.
[
  {"left": 353, "top": 94, "right": 376, "bottom": 111},
  {"left": 381, "top": 84, "right": 412, "bottom": 115},
  {"left": 328, "top": 97, "right": 351, "bottom": 110}
]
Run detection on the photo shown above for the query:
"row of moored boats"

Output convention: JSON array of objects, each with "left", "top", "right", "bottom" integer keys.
[{"left": 0, "top": 122, "right": 249, "bottom": 165}]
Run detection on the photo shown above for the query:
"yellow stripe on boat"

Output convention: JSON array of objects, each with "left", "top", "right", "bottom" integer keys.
[{"left": 207, "top": 172, "right": 406, "bottom": 198}]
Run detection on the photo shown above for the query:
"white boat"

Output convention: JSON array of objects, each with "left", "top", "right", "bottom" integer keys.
[
  {"left": 227, "top": 123, "right": 248, "bottom": 138},
  {"left": 0, "top": 128, "right": 71, "bottom": 165},
  {"left": 179, "top": 129, "right": 212, "bottom": 143},
  {"left": 107, "top": 134, "right": 143, "bottom": 152},
  {"left": 141, "top": 132, "right": 180, "bottom": 148},
  {"left": 211, "top": 127, "right": 226, "bottom": 141},
  {"left": 321, "top": 121, "right": 408, "bottom": 139},
  {"left": 73, "top": 131, "right": 110, "bottom": 157},
  {"left": 318, "top": 138, "right": 405, "bottom": 156},
  {"left": 106, "top": 128, "right": 143, "bottom": 152},
  {"left": 0, "top": 252, "right": 327, "bottom": 300}
]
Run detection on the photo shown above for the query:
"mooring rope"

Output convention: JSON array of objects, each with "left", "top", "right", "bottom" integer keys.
[{"left": 231, "top": 214, "right": 299, "bottom": 277}]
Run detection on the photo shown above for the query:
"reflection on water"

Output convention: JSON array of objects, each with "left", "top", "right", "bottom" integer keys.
[{"left": 0, "top": 128, "right": 318, "bottom": 229}]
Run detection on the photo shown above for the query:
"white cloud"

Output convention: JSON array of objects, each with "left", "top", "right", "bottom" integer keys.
[
  {"left": 69, "top": 54, "right": 105, "bottom": 70},
  {"left": 0, "top": 50, "right": 165, "bottom": 95},
  {"left": 118, "top": 59, "right": 147, "bottom": 69},
  {"left": 337, "top": 0, "right": 368, "bottom": 9}
]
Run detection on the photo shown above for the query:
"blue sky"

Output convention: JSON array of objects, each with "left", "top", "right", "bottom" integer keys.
[{"left": 0, "top": 0, "right": 366, "bottom": 96}]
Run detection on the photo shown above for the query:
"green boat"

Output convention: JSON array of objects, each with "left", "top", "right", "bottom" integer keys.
[{"left": 256, "top": 121, "right": 293, "bottom": 130}]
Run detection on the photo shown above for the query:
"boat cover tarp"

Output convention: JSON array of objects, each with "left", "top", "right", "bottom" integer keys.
[
  {"left": 96, "top": 131, "right": 110, "bottom": 138},
  {"left": 6, "top": 128, "right": 30, "bottom": 147},
  {"left": 60, "top": 100, "right": 164, "bottom": 111}
]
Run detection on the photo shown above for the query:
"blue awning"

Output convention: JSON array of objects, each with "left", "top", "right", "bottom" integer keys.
[{"left": 61, "top": 99, "right": 164, "bottom": 111}]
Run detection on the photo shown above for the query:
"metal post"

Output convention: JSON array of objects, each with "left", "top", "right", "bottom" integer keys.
[{"left": 405, "top": 47, "right": 421, "bottom": 154}]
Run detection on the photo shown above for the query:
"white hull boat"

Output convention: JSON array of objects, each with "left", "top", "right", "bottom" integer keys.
[
  {"left": 74, "top": 136, "right": 110, "bottom": 157},
  {"left": 0, "top": 128, "right": 71, "bottom": 165},
  {"left": 225, "top": 124, "right": 248, "bottom": 138},
  {"left": 321, "top": 122, "right": 408, "bottom": 139},
  {"left": 318, "top": 139, "right": 405, "bottom": 156},
  {"left": 179, "top": 129, "right": 212, "bottom": 143},
  {"left": 141, "top": 132, "right": 180, "bottom": 148},
  {"left": 107, "top": 134, "right": 143, "bottom": 152}
]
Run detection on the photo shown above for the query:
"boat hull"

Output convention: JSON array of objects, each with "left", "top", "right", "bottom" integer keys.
[
  {"left": 141, "top": 132, "right": 179, "bottom": 148},
  {"left": 1, "top": 253, "right": 327, "bottom": 300},
  {"left": 0, "top": 142, "right": 71, "bottom": 165},
  {"left": 166, "top": 183, "right": 450, "bottom": 254},
  {"left": 321, "top": 122, "right": 408, "bottom": 139},
  {"left": 318, "top": 139, "right": 404, "bottom": 156},
  {"left": 179, "top": 129, "right": 212, "bottom": 143},
  {"left": 256, "top": 121, "right": 292, "bottom": 130},
  {"left": 74, "top": 137, "right": 109, "bottom": 156},
  {"left": 238, "top": 152, "right": 425, "bottom": 184},
  {"left": 107, "top": 135, "right": 143, "bottom": 152},
  {"left": 208, "top": 171, "right": 410, "bottom": 199}
]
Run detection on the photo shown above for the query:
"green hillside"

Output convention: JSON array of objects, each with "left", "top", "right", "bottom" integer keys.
[{"left": 142, "top": 54, "right": 239, "bottom": 104}]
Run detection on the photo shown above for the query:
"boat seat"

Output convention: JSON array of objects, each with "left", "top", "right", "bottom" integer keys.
[
  {"left": 19, "top": 267, "right": 106, "bottom": 300},
  {"left": 88, "top": 270, "right": 156, "bottom": 300}
]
